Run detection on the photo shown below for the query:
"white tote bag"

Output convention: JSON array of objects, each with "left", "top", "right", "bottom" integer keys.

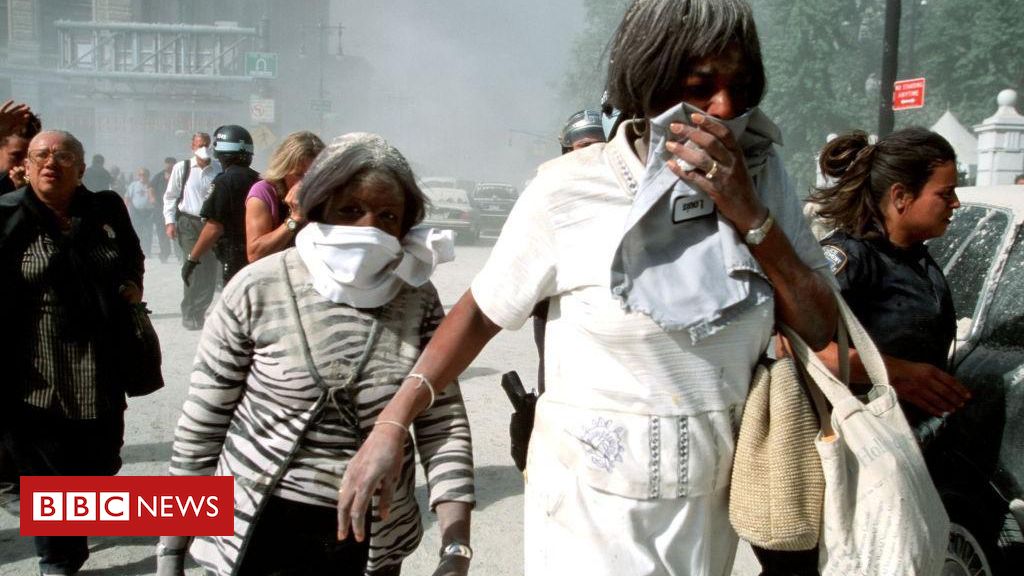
[{"left": 780, "top": 291, "right": 949, "bottom": 576}]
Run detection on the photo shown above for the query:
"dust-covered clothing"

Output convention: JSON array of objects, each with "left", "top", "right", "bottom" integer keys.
[
  {"left": 170, "top": 249, "right": 475, "bottom": 576},
  {"left": 471, "top": 119, "right": 829, "bottom": 575}
]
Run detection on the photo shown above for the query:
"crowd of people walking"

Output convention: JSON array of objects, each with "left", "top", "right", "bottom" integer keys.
[{"left": 0, "top": 1, "right": 989, "bottom": 575}]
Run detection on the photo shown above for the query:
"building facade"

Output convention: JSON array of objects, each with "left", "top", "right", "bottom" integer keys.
[{"left": 0, "top": 0, "right": 330, "bottom": 176}]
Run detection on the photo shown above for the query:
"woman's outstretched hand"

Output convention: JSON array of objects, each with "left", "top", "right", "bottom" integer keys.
[
  {"left": 336, "top": 424, "right": 406, "bottom": 542},
  {"left": 666, "top": 112, "right": 767, "bottom": 236}
]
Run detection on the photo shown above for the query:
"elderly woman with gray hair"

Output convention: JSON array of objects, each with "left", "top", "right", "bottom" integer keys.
[
  {"left": 338, "top": 1, "right": 837, "bottom": 575},
  {"left": 156, "top": 132, "right": 474, "bottom": 576}
]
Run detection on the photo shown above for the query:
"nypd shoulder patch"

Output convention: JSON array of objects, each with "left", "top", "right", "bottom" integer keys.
[{"left": 822, "top": 244, "right": 847, "bottom": 275}]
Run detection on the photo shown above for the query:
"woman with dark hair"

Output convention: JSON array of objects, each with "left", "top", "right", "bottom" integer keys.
[
  {"left": 156, "top": 132, "right": 473, "bottom": 576},
  {"left": 809, "top": 127, "right": 971, "bottom": 420},
  {"left": 244, "top": 130, "right": 324, "bottom": 262},
  {"left": 338, "top": 1, "right": 836, "bottom": 574}
]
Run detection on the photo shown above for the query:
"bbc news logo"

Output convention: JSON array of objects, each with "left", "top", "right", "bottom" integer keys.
[{"left": 21, "top": 476, "right": 233, "bottom": 536}]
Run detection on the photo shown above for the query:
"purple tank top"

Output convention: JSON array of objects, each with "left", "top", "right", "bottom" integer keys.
[{"left": 246, "top": 179, "right": 283, "bottom": 226}]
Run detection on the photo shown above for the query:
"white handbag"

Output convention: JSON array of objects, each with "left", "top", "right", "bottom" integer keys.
[{"left": 780, "top": 290, "right": 949, "bottom": 576}]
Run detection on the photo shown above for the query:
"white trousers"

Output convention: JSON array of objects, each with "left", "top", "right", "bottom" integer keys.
[{"left": 524, "top": 455, "right": 739, "bottom": 576}]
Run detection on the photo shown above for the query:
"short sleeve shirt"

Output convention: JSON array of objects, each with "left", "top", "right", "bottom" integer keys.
[
  {"left": 821, "top": 230, "right": 955, "bottom": 370},
  {"left": 201, "top": 165, "right": 261, "bottom": 246},
  {"left": 470, "top": 124, "right": 831, "bottom": 416},
  {"left": 245, "top": 180, "right": 283, "bottom": 227}
]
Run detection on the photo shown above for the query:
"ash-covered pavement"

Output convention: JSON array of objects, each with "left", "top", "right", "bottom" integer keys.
[{"left": 0, "top": 241, "right": 758, "bottom": 575}]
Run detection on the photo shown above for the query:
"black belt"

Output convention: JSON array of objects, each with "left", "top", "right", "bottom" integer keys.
[{"left": 178, "top": 212, "right": 202, "bottom": 220}]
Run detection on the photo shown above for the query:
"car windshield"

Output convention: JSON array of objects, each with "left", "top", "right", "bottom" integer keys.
[
  {"left": 475, "top": 186, "right": 516, "bottom": 200},
  {"left": 426, "top": 187, "right": 469, "bottom": 205},
  {"left": 929, "top": 207, "right": 986, "bottom": 266},
  {"left": 930, "top": 206, "right": 1011, "bottom": 328},
  {"left": 981, "top": 229, "right": 1024, "bottom": 348}
]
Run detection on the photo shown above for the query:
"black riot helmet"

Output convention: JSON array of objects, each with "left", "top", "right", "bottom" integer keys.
[
  {"left": 212, "top": 124, "right": 254, "bottom": 167},
  {"left": 559, "top": 109, "right": 605, "bottom": 154}
]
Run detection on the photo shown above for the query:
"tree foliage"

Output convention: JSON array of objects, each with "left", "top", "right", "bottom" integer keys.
[
  {"left": 559, "top": 0, "right": 631, "bottom": 111},
  {"left": 563, "top": 0, "right": 1024, "bottom": 193},
  {"left": 754, "top": 0, "right": 885, "bottom": 192}
]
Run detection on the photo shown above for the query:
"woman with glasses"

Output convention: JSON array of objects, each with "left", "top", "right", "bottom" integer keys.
[{"left": 0, "top": 130, "right": 144, "bottom": 576}]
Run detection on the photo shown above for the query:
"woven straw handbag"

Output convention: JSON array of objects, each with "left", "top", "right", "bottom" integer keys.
[{"left": 729, "top": 334, "right": 827, "bottom": 551}]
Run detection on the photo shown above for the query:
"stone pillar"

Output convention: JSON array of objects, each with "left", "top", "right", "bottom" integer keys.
[{"left": 973, "top": 89, "right": 1024, "bottom": 186}]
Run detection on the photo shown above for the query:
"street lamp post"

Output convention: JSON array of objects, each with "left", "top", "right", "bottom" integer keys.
[
  {"left": 878, "top": 0, "right": 902, "bottom": 137},
  {"left": 906, "top": 0, "right": 926, "bottom": 76},
  {"left": 299, "top": 22, "right": 344, "bottom": 133}
]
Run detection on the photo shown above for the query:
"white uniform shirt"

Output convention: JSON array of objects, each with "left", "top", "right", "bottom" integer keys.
[
  {"left": 471, "top": 124, "right": 831, "bottom": 500},
  {"left": 162, "top": 158, "right": 222, "bottom": 224}
]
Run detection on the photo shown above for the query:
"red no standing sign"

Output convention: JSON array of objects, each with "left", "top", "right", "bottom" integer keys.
[{"left": 893, "top": 78, "right": 926, "bottom": 111}]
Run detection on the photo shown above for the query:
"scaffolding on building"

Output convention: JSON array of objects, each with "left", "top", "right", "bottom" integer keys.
[{"left": 55, "top": 20, "right": 262, "bottom": 81}]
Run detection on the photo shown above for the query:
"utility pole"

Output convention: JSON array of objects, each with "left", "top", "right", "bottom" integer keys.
[
  {"left": 299, "top": 21, "right": 344, "bottom": 132},
  {"left": 878, "top": 0, "right": 902, "bottom": 137}
]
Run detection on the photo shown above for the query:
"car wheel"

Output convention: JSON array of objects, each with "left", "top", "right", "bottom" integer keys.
[{"left": 944, "top": 522, "right": 994, "bottom": 576}]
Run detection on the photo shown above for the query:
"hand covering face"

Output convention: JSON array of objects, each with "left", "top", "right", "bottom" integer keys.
[{"left": 609, "top": 102, "right": 782, "bottom": 342}]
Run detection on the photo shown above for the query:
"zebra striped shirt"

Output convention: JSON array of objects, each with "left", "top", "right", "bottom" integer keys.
[{"left": 169, "top": 249, "right": 474, "bottom": 576}]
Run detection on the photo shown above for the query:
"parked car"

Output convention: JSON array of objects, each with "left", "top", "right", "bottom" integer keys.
[
  {"left": 421, "top": 185, "right": 479, "bottom": 243},
  {"left": 472, "top": 182, "right": 518, "bottom": 236},
  {"left": 421, "top": 176, "right": 476, "bottom": 198},
  {"left": 922, "top": 185, "right": 1024, "bottom": 575}
]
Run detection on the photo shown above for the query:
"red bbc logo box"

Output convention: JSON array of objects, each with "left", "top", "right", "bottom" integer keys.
[{"left": 20, "top": 476, "right": 233, "bottom": 536}]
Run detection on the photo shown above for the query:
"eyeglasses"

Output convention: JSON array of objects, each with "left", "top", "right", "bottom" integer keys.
[{"left": 27, "top": 149, "right": 78, "bottom": 167}]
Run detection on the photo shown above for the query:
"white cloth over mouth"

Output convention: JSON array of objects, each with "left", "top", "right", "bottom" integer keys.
[{"left": 295, "top": 223, "right": 454, "bottom": 308}]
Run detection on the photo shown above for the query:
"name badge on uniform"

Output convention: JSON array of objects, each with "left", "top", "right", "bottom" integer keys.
[{"left": 671, "top": 187, "right": 715, "bottom": 223}]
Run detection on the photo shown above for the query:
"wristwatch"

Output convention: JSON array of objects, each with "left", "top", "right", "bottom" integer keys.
[
  {"left": 744, "top": 210, "right": 774, "bottom": 246},
  {"left": 286, "top": 217, "right": 299, "bottom": 232},
  {"left": 440, "top": 541, "right": 473, "bottom": 560}
]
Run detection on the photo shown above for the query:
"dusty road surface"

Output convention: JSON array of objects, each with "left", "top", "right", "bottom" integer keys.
[{"left": 0, "top": 239, "right": 760, "bottom": 576}]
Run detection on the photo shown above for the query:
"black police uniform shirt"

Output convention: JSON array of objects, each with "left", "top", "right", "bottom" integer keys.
[
  {"left": 821, "top": 229, "right": 956, "bottom": 372},
  {"left": 200, "top": 164, "right": 260, "bottom": 266}
]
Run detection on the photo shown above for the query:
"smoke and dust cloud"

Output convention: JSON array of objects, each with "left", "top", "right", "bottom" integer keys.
[{"left": 325, "top": 0, "right": 588, "bottom": 187}]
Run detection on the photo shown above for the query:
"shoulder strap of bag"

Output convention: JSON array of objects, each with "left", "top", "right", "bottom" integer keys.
[
  {"left": 179, "top": 159, "right": 191, "bottom": 199},
  {"left": 280, "top": 253, "right": 381, "bottom": 441},
  {"left": 779, "top": 285, "right": 890, "bottom": 409}
]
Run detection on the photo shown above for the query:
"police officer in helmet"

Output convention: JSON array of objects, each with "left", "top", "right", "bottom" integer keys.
[
  {"left": 558, "top": 109, "right": 605, "bottom": 154},
  {"left": 183, "top": 125, "right": 260, "bottom": 285}
]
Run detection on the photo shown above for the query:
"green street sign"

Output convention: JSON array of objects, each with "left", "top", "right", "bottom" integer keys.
[{"left": 245, "top": 52, "right": 278, "bottom": 79}]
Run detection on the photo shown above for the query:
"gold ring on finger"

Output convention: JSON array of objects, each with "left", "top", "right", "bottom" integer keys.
[{"left": 705, "top": 160, "right": 719, "bottom": 180}]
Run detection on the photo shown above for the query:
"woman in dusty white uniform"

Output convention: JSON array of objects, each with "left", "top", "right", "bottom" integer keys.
[{"left": 338, "top": 1, "right": 837, "bottom": 574}]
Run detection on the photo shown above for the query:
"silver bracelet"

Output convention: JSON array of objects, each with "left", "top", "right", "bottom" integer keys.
[
  {"left": 374, "top": 419, "right": 410, "bottom": 435},
  {"left": 405, "top": 373, "right": 436, "bottom": 410},
  {"left": 440, "top": 541, "right": 473, "bottom": 560}
]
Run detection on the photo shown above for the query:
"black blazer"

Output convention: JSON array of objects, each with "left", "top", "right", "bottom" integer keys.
[{"left": 0, "top": 185, "right": 144, "bottom": 424}]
